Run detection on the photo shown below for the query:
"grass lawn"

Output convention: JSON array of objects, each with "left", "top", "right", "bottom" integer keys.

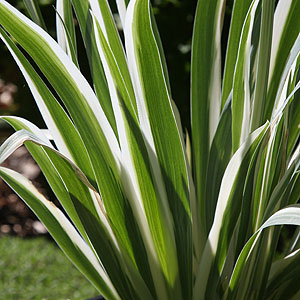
[{"left": 0, "top": 235, "right": 98, "bottom": 300}]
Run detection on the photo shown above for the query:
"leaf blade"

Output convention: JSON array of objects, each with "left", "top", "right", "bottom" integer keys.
[{"left": 0, "top": 166, "right": 120, "bottom": 300}]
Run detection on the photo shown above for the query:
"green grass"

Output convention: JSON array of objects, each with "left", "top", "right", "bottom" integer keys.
[{"left": 0, "top": 235, "right": 98, "bottom": 300}]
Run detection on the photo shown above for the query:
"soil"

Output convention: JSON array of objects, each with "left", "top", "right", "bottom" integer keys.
[{"left": 0, "top": 146, "right": 50, "bottom": 238}]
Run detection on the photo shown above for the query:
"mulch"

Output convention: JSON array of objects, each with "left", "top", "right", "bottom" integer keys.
[
  {"left": 0, "top": 146, "right": 49, "bottom": 237},
  {"left": 1, "top": 79, "right": 50, "bottom": 238}
]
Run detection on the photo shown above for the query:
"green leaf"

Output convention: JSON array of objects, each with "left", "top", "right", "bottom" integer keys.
[
  {"left": 0, "top": 167, "right": 120, "bottom": 300},
  {"left": 231, "top": 0, "right": 260, "bottom": 152},
  {"left": 194, "top": 122, "right": 269, "bottom": 300},
  {"left": 23, "top": 0, "right": 46, "bottom": 30},
  {"left": 0, "top": 121, "right": 89, "bottom": 241},
  {"left": 71, "top": 0, "right": 117, "bottom": 136},
  {"left": 1, "top": 10, "right": 157, "bottom": 296},
  {"left": 267, "top": 248, "right": 300, "bottom": 299},
  {"left": 288, "top": 172, "right": 300, "bottom": 206},
  {"left": 221, "top": 0, "right": 252, "bottom": 108},
  {"left": 266, "top": 0, "right": 300, "bottom": 120},
  {"left": 0, "top": 128, "right": 140, "bottom": 300},
  {"left": 205, "top": 95, "right": 232, "bottom": 232},
  {"left": 92, "top": 11, "right": 175, "bottom": 300},
  {"left": 262, "top": 148, "right": 300, "bottom": 222},
  {"left": 287, "top": 56, "right": 300, "bottom": 157},
  {"left": 191, "top": 0, "right": 225, "bottom": 236},
  {"left": 89, "top": 0, "right": 137, "bottom": 114},
  {"left": 0, "top": 27, "right": 96, "bottom": 187},
  {"left": 271, "top": 35, "right": 300, "bottom": 119},
  {"left": 149, "top": 7, "right": 172, "bottom": 96},
  {"left": 229, "top": 176, "right": 300, "bottom": 297},
  {"left": 126, "top": 0, "right": 193, "bottom": 298},
  {"left": 251, "top": 117, "right": 286, "bottom": 231},
  {"left": 0, "top": 6, "right": 138, "bottom": 265},
  {"left": 261, "top": 205, "right": 300, "bottom": 228},
  {"left": 56, "top": 0, "right": 78, "bottom": 66},
  {"left": 250, "top": 0, "right": 275, "bottom": 131}
]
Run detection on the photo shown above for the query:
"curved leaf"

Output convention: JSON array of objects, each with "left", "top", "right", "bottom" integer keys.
[{"left": 0, "top": 167, "right": 120, "bottom": 300}]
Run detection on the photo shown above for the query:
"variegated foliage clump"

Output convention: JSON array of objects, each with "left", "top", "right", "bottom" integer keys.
[{"left": 0, "top": 0, "right": 299, "bottom": 299}]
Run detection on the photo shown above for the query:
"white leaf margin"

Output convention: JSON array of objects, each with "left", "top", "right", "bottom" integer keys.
[
  {"left": 0, "top": 0, "right": 121, "bottom": 165},
  {"left": 0, "top": 166, "right": 120, "bottom": 300}
]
